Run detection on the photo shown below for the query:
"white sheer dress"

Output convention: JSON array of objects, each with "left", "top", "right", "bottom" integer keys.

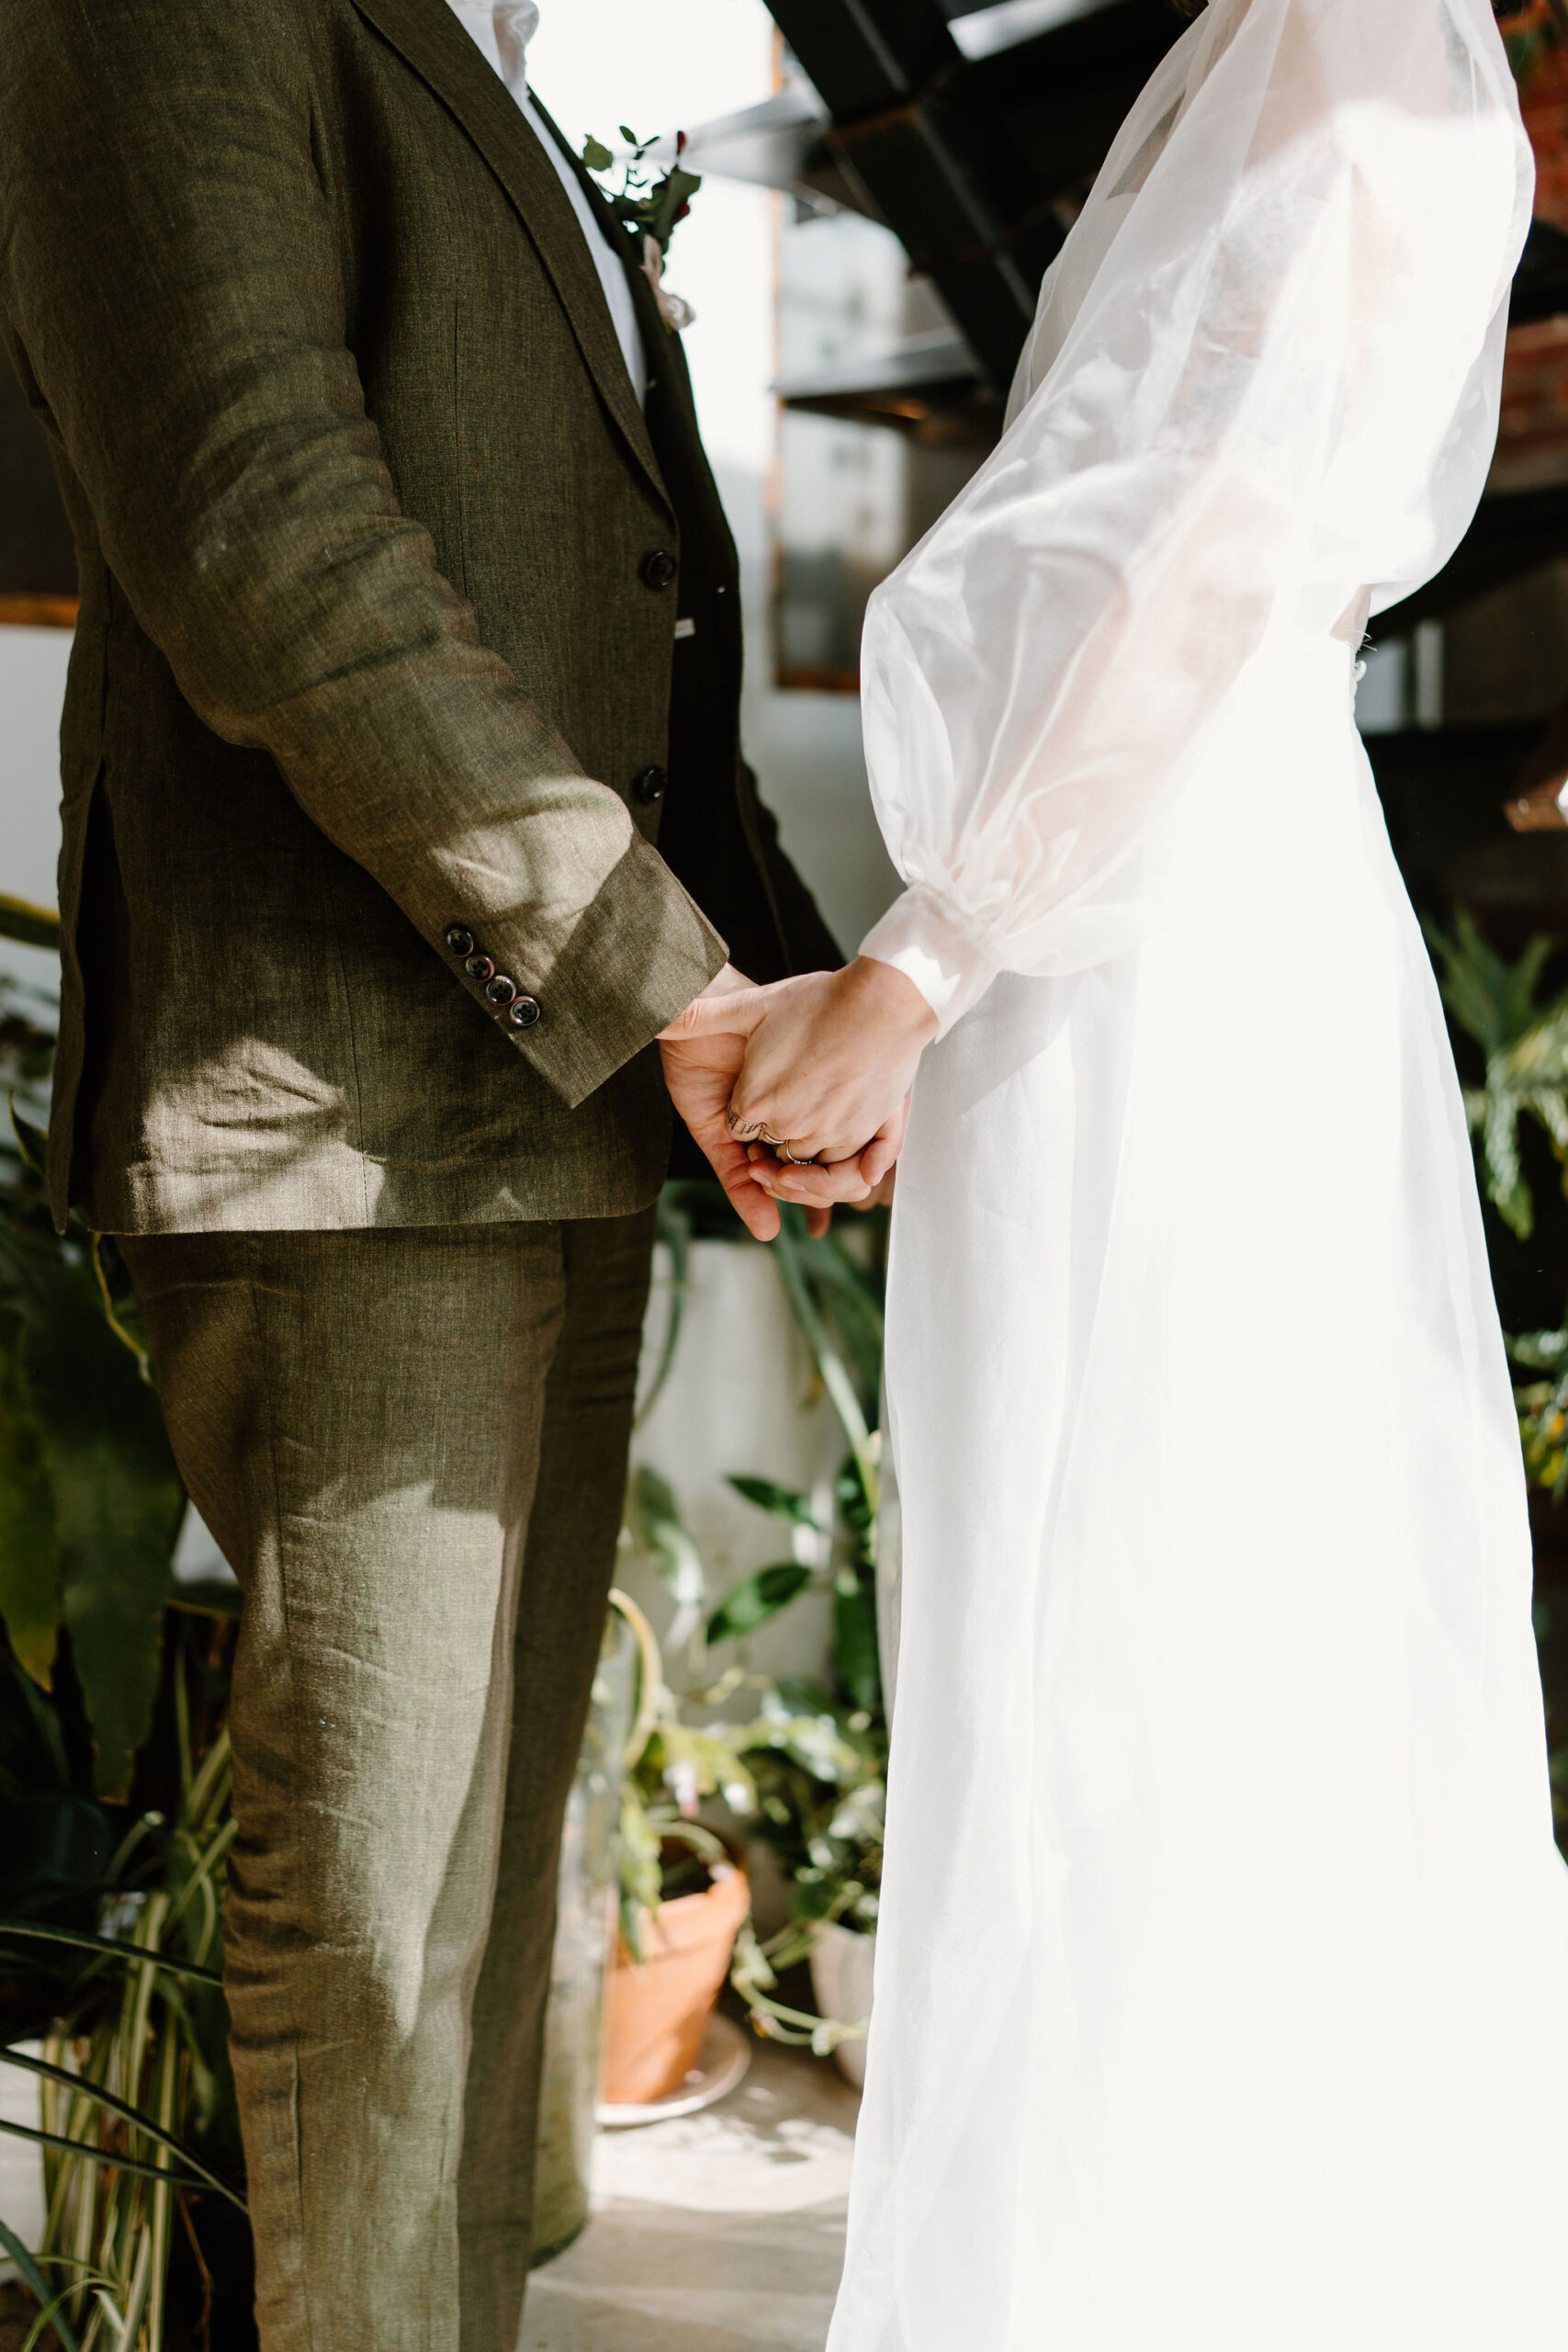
[{"left": 836, "top": 2, "right": 1568, "bottom": 2345}]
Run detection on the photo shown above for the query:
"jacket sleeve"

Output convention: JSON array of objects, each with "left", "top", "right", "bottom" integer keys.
[
  {"left": 858, "top": 0, "right": 1531, "bottom": 1035},
  {"left": 0, "top": 0, "right": 727, "bottom": 1109}
]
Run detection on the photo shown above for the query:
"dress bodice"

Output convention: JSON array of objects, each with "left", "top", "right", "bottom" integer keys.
[{"left": 858, "top": 0, "right": 1535, "bottom": 1034}]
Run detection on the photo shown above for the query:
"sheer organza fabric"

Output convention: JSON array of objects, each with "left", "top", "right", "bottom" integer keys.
[{"left": 836, "top": 4, "right": 1568, "bottom": 2346}]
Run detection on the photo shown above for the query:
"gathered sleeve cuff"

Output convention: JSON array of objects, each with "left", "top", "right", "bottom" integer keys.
[{"left": 860, "top": 884, "right": 1006, "bottom": 1039}]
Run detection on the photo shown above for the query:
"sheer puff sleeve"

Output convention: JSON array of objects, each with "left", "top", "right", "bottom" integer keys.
[{"left": 859, "top": 0, "right": 1532, "bottom": 1034}]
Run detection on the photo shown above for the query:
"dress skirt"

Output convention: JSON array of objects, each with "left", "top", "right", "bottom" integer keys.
[{"left": 829, "top": 632, "right": 1568, "bottom": 2350}]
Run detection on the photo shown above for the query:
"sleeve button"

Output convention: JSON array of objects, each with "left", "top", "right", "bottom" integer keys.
[
  {"left": 485, "top": 973, "right": 518, "bottom": 1007},
  {"left": 464, "top": 952, "right": 495, "bottom": 983},
  {"left": 444, "top": 924, "right": 475, "bottom": 958},
  {"left": 639, "top": 548, "right": 677, "bottom": 591},
  {"left": 507, "top": 996, "right": 542, "bottom": 1030},
  {"left": 632, "top": 765, "right": 667, "bottom": 805}
]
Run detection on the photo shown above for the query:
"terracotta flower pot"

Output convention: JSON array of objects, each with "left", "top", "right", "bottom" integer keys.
[{"left": 601, "top": 1856, "right": 750, "bottom": 2107}]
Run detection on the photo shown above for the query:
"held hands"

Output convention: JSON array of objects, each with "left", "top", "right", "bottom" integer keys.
[{"left": 659, "top": 958, "right": 938, "bottom": 1241}]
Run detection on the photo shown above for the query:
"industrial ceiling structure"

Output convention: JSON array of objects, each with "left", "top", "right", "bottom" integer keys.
[{"left": 689, "top": 0, "right": 1568, "bottom": 631}]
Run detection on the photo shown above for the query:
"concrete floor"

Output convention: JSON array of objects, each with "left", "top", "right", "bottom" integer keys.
[{"left": 522, "top": 2036, "right": 859, "bottom": 2352}]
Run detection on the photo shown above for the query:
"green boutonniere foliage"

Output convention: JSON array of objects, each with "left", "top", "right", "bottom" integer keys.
[{"left": 581, "top": 126, "right": 702, "bottom": 255}]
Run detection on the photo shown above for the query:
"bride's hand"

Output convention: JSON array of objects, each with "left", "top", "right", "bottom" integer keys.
[
  {"left": 660, "top": 957, "right": 937, "bottom": 1175},
  {"left": 749, "top": 1114, "right": 904, "bottom": 1211}
]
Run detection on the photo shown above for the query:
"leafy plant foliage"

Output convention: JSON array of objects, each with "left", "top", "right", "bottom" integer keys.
[
  {"left": 579, "top": 126, "right": 701, "bottom": 256},
  {"left": 1426, "top": 909, "right": 1568, "bottom": 1240},
  {"left": 620, "top": 1196, "right": 889, "bottom": 2053},
  {"left": 0, "top": 967, "right": 185, "bottom": 1797}
]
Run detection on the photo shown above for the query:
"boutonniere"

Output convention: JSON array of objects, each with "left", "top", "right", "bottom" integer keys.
[{"left": 581, "top": 126, "right": 702, "bottom": 333}]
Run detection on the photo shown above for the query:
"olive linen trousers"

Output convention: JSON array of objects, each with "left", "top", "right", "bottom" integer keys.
[{"left": 120, "top": 1211, "right": 656, "bottom": 2352}]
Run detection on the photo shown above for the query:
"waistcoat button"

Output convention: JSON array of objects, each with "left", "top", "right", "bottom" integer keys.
[
  {"left": 633, "top": 765, "right": 667, "bottom": 804},
  {"left": 640, "top": 548, "right": 677, "bottom": 591}
]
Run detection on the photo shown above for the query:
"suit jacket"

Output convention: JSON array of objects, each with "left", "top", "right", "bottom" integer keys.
[{"left": 0, "top": 0, "right": 840, "bottom": 1234}]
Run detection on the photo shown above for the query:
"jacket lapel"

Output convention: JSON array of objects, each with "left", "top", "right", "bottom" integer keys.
[
  {"left": 531, "top": 99, "right": 672, "bottom": 390},
  {"left": 351, "top": 0, "right": 669, "bottom": 513}
]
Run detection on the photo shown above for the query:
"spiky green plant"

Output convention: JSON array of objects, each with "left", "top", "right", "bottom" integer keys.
[
  {"left": 0, "top": 906, "right": 243, "bottom": 2346},
  {"left": 0, "top": 906, "right": 186, "bottom": 1799},
  {"left": 1426, "top": 909, "right": 1568, "bottom": 1240}
]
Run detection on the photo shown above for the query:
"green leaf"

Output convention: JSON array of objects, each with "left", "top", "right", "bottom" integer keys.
[
  {"left": 645, "top": 163, "right": 701, "bottom": 254},
  {"left": 835, "top": 1459, "right": 874, "bottom": 1552},
  {"left": 0, "top": 2045, "right": 245, "bottom": 2208},
  {"left": 0, "top": 2216, "right": 81, "bottom": 2352},
  {"left": 0, "top": 1226, "right": 184, "bottom": 1796},
  {"left": 53, "top": 1433, "right": 182, "bottom": 1800},
  {"left": 773, "top": 1214, "right": 877, "bottom": 1514},
  {"left": 581, "top": 134, "right": 615, "bottom": 173},
  {"left": 0, "top": 1793, "right": 113, "bottom": 1902},
  {"left": 727, "top": 1474, "right": 818, "bottom": 1527},
  {"left": 706, "top": 1561, "right": 813, "bottom": 1646},
  {"left": 1425, "top": 910, "right": 1568, "bottom": 1242},
  {"left": 782, "top": 1226, "right": 886, "bottom": 1412},
  {"left": 0, "top": 1346, "right": 62, "bottom": 1687},
  {"left": 633, "top": 1464, "right": 705, "bottom": 1609},
  {"left": 8, "top": 1104, "right": 48, "bottom": 1174},
  {"left": 618, "top": 123, "right": 639, "bottom": 146},
  {"left": 832, "top": 1574, "right": 881, "bottom": 1712},
  {"left": 769, "top": 1673, "right": 833, "bottom": 1718},
  {"left": 1509, "top": 1326, "right": 1568, "bottom": 1372},
  {"left": 0, "top": 2115, "right": 240, "bottom": 2210},
  {"left": 0, "top": 1915, "right": 224, "bottom": 1985}
]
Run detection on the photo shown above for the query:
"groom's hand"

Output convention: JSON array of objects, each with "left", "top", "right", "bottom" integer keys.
[
  {"left": 659, "top": 966, "right": 789, "bottom": 1241},
  {"left": 670, "top": 960, "right": 935, "bottom": 1169}
]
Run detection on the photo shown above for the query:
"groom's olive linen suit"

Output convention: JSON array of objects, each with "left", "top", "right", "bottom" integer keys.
[{"left": 0, "top": 1, "right": 837, "bottom": 2345}]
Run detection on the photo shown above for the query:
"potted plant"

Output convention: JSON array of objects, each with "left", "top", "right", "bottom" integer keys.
[
  {"left": 710, "top": 1464, "right": 886, "bottom": 2086},
  {"left": 598, "top": 1572, "right": 753, "bottom": 2110},
  {"left": 619, "top": 1432, "right": 887, "bottom": 2084},
  {"left": 617, "top": 1186, "right": 892, "bottom": 2086},
  {"left": 0, "top": 933, "right": 248, "bottom": 2349}
]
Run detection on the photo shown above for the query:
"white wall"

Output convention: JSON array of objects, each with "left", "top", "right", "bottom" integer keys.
[{"left": 0, "top": 624, "right": 71, "bottom": 996}]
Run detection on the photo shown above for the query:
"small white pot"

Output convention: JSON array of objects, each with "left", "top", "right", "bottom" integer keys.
[{"left": 808, "top": 1922, "right": 875, "bottom": 2088}]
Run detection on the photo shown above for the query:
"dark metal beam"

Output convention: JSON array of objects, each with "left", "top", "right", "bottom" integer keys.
[{"left": 764, "top": 0, "right": 1063, "bottom": 386}]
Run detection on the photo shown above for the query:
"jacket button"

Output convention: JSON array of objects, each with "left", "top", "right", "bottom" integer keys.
[
  {"left": 633, "top": 765, "right": 667, "bottom": 805},
  {"left": 444, "top": 924, "right": 475, "bottom": 958},
  {"left": 464, "top": 952, "right": 495, "bottom": 983},
  {"left": 485, "top": 973, "right": 517, "bottom": 1007},
  {"left": 507, "top": 996, "right": 542, "bottom": 1030},
  {"left": 639, "top": 548, "right": 677, "bottom": 591}
]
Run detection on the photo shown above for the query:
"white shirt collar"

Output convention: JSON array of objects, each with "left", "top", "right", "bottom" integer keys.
[
  {"left": 441, "top": 0, "right": 649, "bottom": 408},
  {"left": 445, "top": 2, "right": 540, "bottom": 104}
]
